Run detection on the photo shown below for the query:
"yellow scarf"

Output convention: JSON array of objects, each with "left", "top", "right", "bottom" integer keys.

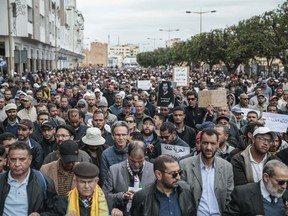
[{"left": 67, "top": 185, "right": 109, "bottom": 216}]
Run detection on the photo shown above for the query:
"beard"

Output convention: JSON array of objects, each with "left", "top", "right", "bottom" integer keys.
[{"left": 266, "top": 180, "right": 285, "bottom": 198}]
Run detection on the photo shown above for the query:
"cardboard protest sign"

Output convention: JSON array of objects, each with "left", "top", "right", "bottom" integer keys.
[
  {"left": 157, "top": 81, "right": 174, "bottom": 108},
  {"left": 173, "top": 67, "right": 189, "bottom": 87},
  {"left": 137, "top": 80, "right": 151, "bottom": 90},
  {"left": 198, "top": 89, "right": 227, "bottom": 107},
  {"left": 161, "top": 144, "right": 190, "bottom": 159}
]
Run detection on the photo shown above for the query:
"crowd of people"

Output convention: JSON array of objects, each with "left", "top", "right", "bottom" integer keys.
[{"left": 0, "top": 67, "right": 287, "bottom": 215}]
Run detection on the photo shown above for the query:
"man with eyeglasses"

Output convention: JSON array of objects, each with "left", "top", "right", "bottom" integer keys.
[
  {"left": 224, "top": 160, "right": 288, "bottom": 216},
  {"left": 103, "top": 141, "right": 155, "bottom": 215},
  {"left": 130, "top": 154, "right": 197, "bottom": 216},
  {"left": 232, "top": 93, "right": 253, "bottom": 109},
  {"left": 100, "top": 121, "right": 129, "bottom": 186},
  {"left": 231, "top": 127, "right": 278, "bottom": 186},
  {"left": 180, "top": 127, "right": 234, "bottom": 216},
  {"left": 43, "top": 125, "right": 91, "bottom": 164}
]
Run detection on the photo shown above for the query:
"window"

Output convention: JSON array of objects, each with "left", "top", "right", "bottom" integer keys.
[
  {"left": 27, "top": 6, "right": 33, "bottom": 23},
  {"left": 40, "top": 15, "right": 45, "bottom": 27}
]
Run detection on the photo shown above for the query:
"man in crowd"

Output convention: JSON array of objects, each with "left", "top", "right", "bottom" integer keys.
[
  {"left": 103, "top": 141, "right": 155, "bottom": 215},
  {"left": 100, "top": 121, "right": 129, "bottom": 185},
  {"left": 0, "top": 142, "right": 57, "bottom": 215},
  {"left": 98, "top": 101, "right": 117, "bottom": 127},
  {"left": 231, "top": 126, "right": 276, "bottom": 186},
  {"left": 172, "top": 106, "right": 196, "bottom": 149},
  {"left": 131, "top": 155, "right": 197, "bottom": 216},
  {"left": 54, "top": 162, "right": 109, "bottom": 215},
  {"left": 17, "top": 119, "right": 44, "bottom": 170},
  {"left": 3, "top": 103, "right": 20, "bottom": 136},
  {"left": 214, "top": 124, "right": 235, "bottom": 160},
  {"left": 0, "top": 96, "right": 7, "bottom": 122},
  {"left": 140, "top": 90, "right": 156, "bottom": 117},
  {"left": 17, "top": 95, "right": 37, "bottom": 122},
  {"left": 233, "top": 93, "right": 253, "bottom": 109},
  {"left": 109, "top": 93, "right": 123, "bottom": 116},
  {"left": 86, "top": 93, "right": 98, "bottom": 114},
  {"left": 40, "top": 119, "right": 57, "bottom": 158},
  {"left": 224, "top": 160, "right": 288, "bottom": 216},
  {"left": 40, "top": 140, "right": 79, "bottom": 196},
  {"left": 253, "top": 93, "right": 268, "bottom": 112},
  {"left": 180, "top": 127, "right": 234, "bottom": 215},
  {"left": 67, "top": 109, "right": 89, "bottom": 143}
]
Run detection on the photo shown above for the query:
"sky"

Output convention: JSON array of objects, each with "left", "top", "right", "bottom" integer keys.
[{"left": 77, "top": 0, "right": 285, "bottom": 51}]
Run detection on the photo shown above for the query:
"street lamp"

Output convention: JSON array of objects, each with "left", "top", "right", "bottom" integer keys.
[
  {"left": 159, "top": 28, "right": 179, "bottom": 47},
  {"left": 147, "top": 38, "right": 162, "bottom": 50},
  {"left": 186, "top": 9, "right": 216, "bottom": 34}
]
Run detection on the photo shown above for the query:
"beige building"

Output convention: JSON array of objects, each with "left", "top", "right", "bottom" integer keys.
[
  {"left": 109, "top": 44, "right": 139, "bottom": 58},
  {"left": 82, "top": 42, "right": 108, "bottom": 67}
]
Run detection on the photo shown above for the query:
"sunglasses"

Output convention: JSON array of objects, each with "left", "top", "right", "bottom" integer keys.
[
  {"left": 187, "top": 98, "right": 196, "bottom": 101},
  {"left": 159, "top": 169, "right": 183, "bottom": 178},
  {"left": 275, "top": 179, "right": 288, "bottom": 186}
]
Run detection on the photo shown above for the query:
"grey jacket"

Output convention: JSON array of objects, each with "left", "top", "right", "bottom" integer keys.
[{"left": 180, "top": 154, "right": 234, "bottom": 215}]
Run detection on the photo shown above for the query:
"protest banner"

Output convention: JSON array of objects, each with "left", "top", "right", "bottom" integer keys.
[
  {"left": 137, "top": 80, "right": 151, "bottom": 90},
  {"left": 173, "top": 67, "right": 189, "bottom": 87},
  {"left": 157, "top": 81, "right": 174, "bottom": 108},
  {"left": 161, "top": 144, "right": 190, "bottom": 159},
  {"left": 198, "top": 89, "right": 227, "bottom": 107}
]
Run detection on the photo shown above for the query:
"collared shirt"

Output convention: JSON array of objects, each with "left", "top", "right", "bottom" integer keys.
[
  {"left": 249, "top": 147, "right": 267, "bottom": 182},
  {"left": 197, "top": 156, "right": 220, "bottom": 216},
  {"left": 57, "top": 160, "right": 74, "bottom": 196},
  {"left": 155, "top": 188, "right": 181, "bottom": 216},
  {"left": 3, "top": 169, "right": 31, "bottom": 216},
  {"left": 260, "top": 180, "right": 278, "bottom": 203}
]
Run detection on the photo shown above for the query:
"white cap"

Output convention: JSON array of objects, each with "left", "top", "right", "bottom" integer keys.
[{"left": 253, "top": 127, "right": 275, "bottom": 139}]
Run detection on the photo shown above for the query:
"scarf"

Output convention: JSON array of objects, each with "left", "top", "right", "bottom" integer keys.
[{"left": 67, "top": 185, "right": 108, "bottom": 216}]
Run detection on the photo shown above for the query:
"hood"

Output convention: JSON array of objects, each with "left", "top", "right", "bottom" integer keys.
[{"left": 77, "top": 99, "right": 88, "bottom": 113}]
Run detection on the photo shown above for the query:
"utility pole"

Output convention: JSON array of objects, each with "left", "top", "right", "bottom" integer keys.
[{"left": 7, "top": 0, "right": 14, "bottom": 77}]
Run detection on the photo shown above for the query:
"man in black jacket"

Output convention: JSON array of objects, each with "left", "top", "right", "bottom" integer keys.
[
  {"left": 130, "top": 155, "right": 196, "bottom": 216},
  {"left": 0, "top": 142, "right": 57, "bottom": 215}
]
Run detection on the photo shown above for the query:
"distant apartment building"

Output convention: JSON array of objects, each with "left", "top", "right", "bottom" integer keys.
[
  {"left": 82, "top": 42, "right": 108, "bottom": 67},
  {"left": 166, "top": 38, "right": 181, "bottom": 47},
  {"left": 0, "top": 0, "right": 84, "bottom": 77}
]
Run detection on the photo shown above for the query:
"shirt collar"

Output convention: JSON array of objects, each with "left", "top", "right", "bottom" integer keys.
[
  {"left": 249, "top": 146, "right": 268, "bottom": 163},
  {"left": 8, "top": 168, "right": 31, "bottom": 184},
  {"left": 260, "top": 180, "right": 278, "bottom": 203},
  {"left": 200, "top": 154, "right": 215, "bottom": 170}
]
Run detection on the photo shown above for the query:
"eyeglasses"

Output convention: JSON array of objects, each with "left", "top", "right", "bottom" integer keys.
[
  {"left": 159, "top": 169, "right": 183, "bottom": 178},
  {"left": 187, "top": 98, "right": 196, "bottom": 101},
  {"left": 55, "top": 134, "right": 71, "bottom": 138},
  {"left": 272, "top": 178, "right": 288, "bottom": 186},
  {"left": 160, "top": 134, "right": 171, "bottom": 140},
  {"left": 256, "top": 137, "right": 273, "bottom": 144}
]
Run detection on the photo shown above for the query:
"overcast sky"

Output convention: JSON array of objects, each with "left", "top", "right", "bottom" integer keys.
[{"left": 77, "top": 0, "right": 285, "bottom": 51}]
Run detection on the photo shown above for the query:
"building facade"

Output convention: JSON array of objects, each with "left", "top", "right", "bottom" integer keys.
[
  {"left": 82, "top": 42, "right": 108, "bottom": 67},
  {"left": 0, "top": 0, "right": 84, "bottom": 77}
]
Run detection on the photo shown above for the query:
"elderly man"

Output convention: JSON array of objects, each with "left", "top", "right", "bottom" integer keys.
[
  {"left": 55, "top": 162, "right": 109, "bottom": 216},
  {"left": 103, "top": 141, "right": 155, "bottom": 215},
  {"left": 224, "top": 160, "right": 288, "bottom": 216},
  {"left": 17, "top": 95, "right": 37, "bottom": 122}
]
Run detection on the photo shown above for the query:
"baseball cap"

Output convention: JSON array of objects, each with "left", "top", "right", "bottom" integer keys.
[
  {"left": 216, "top": 116, "right": 230, "bottom": 124},
  {"left": 122, "top": 100, "right": 131, "bottom": 107},
  {"left": 98, "top": 101, "right": 108, "bottom": 107},
  {"left": 59, "top": 140, "right": 79, "bottom": 163},
  {"left": 231, "top": 107, "right": 244, "bottom": 114},
  {"left": 257, "top": 94, "right": 265, "bottom": 98},
  {"left": 41, "top": 120, "right": 56, "bottom": 129},
  {"left": 196, "top": 121, "right": 215, "bottom": 130},
  {"left": 5, "top": 103, "right": 17, "bottom": 111},
  {"left": 269, "top": 95, "right": 278, "bottom": 101},
  {"left": 143, "top": 116, "right": 155, "bottom": 125},
  {"left": 23, "top": 95, "right": 34, "bottom": 101},
  {"left": 77, "top": 101, "right": 86, "bottom": 108},
  {"left": 18, "top": 119, "right": 34, "bottom": 129},
  {"left": 56, "top": 125, "right": 76, "bottom": 137},
  {"left": 253, "top": 127, "right": 275, "bottom": 139}
]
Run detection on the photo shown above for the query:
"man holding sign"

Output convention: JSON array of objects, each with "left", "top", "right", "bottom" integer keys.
[{"left": 153, "top": 122, "right": 190, "bottom": 159}]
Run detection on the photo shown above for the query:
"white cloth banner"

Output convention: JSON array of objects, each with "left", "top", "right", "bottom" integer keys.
[{"left": 161, "top": 144, "right": 190, "bottom": 159}]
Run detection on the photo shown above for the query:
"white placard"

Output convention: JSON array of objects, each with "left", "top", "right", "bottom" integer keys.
[
  {"left": 161, "top": 144, "right": 190, "bottom": 159},
  {"left": 241, "top": 108, "right": 287, "bottom": 132},
  {"left": 137, "top": 80, "right": 151, "bottom": 90},
  {"left": 173, "top": 67, "right": 189, "bottom": 87}
]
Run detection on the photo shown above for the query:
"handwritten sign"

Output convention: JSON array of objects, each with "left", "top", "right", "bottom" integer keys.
[
  {"left": 137, "top": 80, "right": 151, "bottom": 90},
  {"left": 173, "top": 67, "right": 189, "bottom": 87},
  {"left": 241, "top": 108, "right": 287, "bottom": 132},
  {"left": 161, "top": 144, "right": 190, "bottom": 159},
  {"left": 198, "top": 89, "right": 227, "bottom": 107}
]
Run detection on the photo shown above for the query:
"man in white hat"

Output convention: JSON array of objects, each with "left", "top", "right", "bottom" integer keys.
[
  {"left": 81, "top": 127, "right": 109, "bottom": 171},
  {"left": 2, "top": 103, "right": 19, "bottom": 136}
]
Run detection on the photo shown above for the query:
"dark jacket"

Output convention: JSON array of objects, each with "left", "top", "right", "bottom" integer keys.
[
  {"left": 30, "top": 138, "right": 44, "bottom": 170},
  {"left": 224, "top": 182, "right": 288, "bottom": 216},
  {"left": 39, "top": 138, "right": 58, "bottom": 158},
  {"left": 145, "top": 131, "right": 162, "bottom": 159},
  {"left": 176, "top": 125, "right": 196, "bottom": 149},
  {"left": 184, "top": 106, "right": 207, "bottom": 129},
  {"left": 0, "top": 169, "right": 57, "bottom": 215},
  {"left": 145, "top": 101, "right": 156, "bottom": 117},
  {"left": 2, "top": 116, "right": 21, "bottom": 136},
  {"left": 130, "top": 181, "right": 197, "bottom": 216}
]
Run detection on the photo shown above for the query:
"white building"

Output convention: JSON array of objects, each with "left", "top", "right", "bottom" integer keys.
[{"left": 0, "top": 0, "right": 84, "bottom": 77}]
